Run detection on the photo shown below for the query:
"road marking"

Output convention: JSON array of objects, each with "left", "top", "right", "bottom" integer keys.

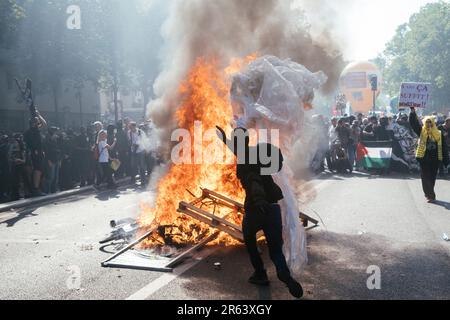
[{"left": 126, "top": 247, "right": 215, "bottom": 300}]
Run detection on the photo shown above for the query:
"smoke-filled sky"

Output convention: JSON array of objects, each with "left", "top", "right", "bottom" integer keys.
[
  {"left": 297, "top": 0, "right": 440, "bottom": 61},
  {"left": 144, "top": 0, "right": 439, "bottom": 62}
]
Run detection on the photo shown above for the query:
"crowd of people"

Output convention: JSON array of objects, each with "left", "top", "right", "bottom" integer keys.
[
  {"left": 1, "top": 108, "right": 450, "bottom": 205},
  {"left": 310, "top": 111, "right": 450, "bottom": 176},
  {"left": 0, "top": 112, "right": 158, "bottom": 204}
]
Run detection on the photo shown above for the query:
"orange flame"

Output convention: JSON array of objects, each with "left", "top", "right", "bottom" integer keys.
[{"left": 138, "top": 55, "right": 257, "bottom": 247}]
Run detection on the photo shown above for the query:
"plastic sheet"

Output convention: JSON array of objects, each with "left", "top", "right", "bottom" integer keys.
[{"left": 230, "top": 55, "right": 327, "bottom": 274}]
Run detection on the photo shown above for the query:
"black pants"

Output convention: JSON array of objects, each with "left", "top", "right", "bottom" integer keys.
[
  {"left": 420, "top": 161, "right": 439, "bottom": 200},
  {"left": 243, "top": 204, "right": 290, "bottom": 276},
  {"left": 117, "top": 150, "right": 129, "bottom": 178},
  {"left": 100, "top": 162, "right": 114, "bottom": 187},
  {"left": 10, "top": 164, "right": 32, "bottom": 199}
]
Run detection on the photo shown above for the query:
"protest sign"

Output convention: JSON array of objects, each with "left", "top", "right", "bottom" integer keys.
[{"left": 399, "top": 82, "right": 431, "bottom": 108}]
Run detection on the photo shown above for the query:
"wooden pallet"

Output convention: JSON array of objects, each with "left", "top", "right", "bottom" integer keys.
[{"left": 101, "top": 188, "right": 319, "bottom": 272}]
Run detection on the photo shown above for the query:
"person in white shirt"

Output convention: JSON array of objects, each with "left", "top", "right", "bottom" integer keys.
[
  {"left": 92, "top": 121, "right": 104, "bottom": 186},
  {"left": 128, "top": 122, "right": 147, "bottom": 186},
  {"left": 97, "top": 130, "right": 117, "bottom": 189}
]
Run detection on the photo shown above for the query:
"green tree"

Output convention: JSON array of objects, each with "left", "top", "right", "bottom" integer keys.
[
  {"left": 380, "top": 1, "right": 450, "bottom": 112},
  {"left": 0, "top": 0, "right": 25, "bottom": 49}
]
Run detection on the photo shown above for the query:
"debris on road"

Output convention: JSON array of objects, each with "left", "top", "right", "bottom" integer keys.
[
  {"left": 99, "top": 219, "right": 140, "bottom": 245},
  {"left": 80, "top": 244, "right": 94, "bottom": 251},
  {"left": 443, "top": 233, "right": 449, "bottom": 242},
  {"left": 101, "top": 188, "right": 320, "bottom": 273}
]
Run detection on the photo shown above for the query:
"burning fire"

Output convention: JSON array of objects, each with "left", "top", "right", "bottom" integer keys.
[{"left": 138, "top": 55, "right": 257, "bottom": 248}]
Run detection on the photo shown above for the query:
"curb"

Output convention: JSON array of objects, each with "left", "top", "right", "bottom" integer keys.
[{"left": 0, "top": 178, "right": 132, "bottom": 213}]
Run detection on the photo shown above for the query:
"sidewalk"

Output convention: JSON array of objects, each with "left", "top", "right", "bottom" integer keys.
[{"left": 0, "top": 178, "right": 132, "bottom": 213}]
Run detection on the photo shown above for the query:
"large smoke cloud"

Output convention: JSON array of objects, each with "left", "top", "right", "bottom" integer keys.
[{"left": 149, "top": 0, "right": 345, "bottom": 157}]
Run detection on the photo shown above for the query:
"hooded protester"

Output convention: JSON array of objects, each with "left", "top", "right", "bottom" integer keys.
[
  {"left": 409, "top": 108, "right": 449, "bottom": 202},
  {"left": 216, "top": 126, "right": 303, "bottom": 299}
]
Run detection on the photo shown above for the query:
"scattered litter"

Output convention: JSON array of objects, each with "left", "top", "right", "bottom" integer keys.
[
  {"left": 443, "top": 233, "right": 449, "bottom": 242},
  {"left": 80, "top": 244, "right": 94, "bottom": 251},
  {"left": 214, "top": 262, "right": 222, "bottom": 270},
  {"left": 358, "top": 230, "right": 367, "bottom": 236}
]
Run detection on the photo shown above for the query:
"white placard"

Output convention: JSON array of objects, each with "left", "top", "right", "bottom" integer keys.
[{"left": 399, "top": 82, "right": 431, "bottom": 108}]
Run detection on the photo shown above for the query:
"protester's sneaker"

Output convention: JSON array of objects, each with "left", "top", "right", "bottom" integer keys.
[
  {"left": 278, "top": 272, "right": 304, "bottom": 299},
  {"left": 248, "top": 271, "right": 270, "bottom": 286}
]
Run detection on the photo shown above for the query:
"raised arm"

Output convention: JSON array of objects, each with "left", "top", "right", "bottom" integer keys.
[
  {"left": 409, "top": 107, "right": 422, "bottom": 137},
  {"left": 34, "top": 111, "right": 47, "bottom": 128},
  {"left": 216, "top": 126, "right": 236, "bottom": 155}
]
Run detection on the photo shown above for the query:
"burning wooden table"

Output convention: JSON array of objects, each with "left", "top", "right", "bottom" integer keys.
[{"left": 101, "top": 189, "right": 318, "bottom": 272}]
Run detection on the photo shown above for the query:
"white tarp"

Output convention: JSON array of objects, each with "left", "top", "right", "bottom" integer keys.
[{"left": 230, "top": 55, "right": 327, "bottom": 275}]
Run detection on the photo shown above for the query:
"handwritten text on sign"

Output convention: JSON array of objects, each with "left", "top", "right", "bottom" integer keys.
[{"left": 399, "top": 82, "right": 431, "bottom": 108}]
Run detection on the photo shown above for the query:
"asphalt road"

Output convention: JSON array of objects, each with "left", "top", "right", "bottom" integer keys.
[{"left": 1, "top": 172, "right": 450, "bottom": 300}]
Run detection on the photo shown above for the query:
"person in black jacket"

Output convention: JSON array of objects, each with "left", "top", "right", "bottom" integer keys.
[
  {"left": 24, "top": 112, "right": 47, "bottom": 196},
  {"left": 438, "top": 118, "right": 450, "bottom": 177},
  {"left": 43, "top": 127, "right": 61, "bottom": 194},
  {"left": 9, "top": 134, "right": 32, "bottom": 201},
  {"left": 73, "top": 127, "right": 91, "bottom": 187},
  {"left": 216, "top": 126, "right": 303, "bottom": 299},
  {"left": 409, "top": 108, "right": 449, "bottom": 202}
]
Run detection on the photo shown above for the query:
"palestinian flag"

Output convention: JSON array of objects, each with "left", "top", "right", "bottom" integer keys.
[{"left": 357, "top": 141, "right": 393, "bottom": 169}]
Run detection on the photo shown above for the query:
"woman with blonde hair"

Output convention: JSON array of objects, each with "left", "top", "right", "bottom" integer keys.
[
  {"left": 409, "top": 108, "right": 449, "bottom": 202},
  {"left": 97, "top": 130, "right": 117, "bottom": 190}
]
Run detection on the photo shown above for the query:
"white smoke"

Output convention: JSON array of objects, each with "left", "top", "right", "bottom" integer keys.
[{"left": 148, "top": 0, "right": 345, "bottom": 159}]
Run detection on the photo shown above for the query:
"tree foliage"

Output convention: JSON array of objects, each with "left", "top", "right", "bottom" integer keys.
[
  {"left": 379, "top": 1, "right": 450, "bottom": 111},
  {"left": 1, "top": 0, "right": 165, "bottom": 124}
]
